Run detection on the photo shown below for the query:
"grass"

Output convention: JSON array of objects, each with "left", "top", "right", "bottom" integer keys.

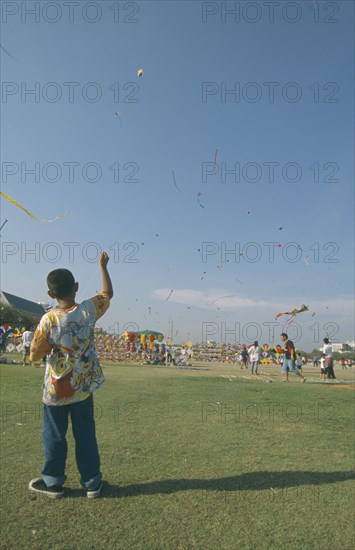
[{"left": 0, "top": 361, "right": 354, "bottom": 550}]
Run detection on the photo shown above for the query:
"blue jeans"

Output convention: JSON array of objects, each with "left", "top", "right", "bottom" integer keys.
[
  {"left": 281, "top": 358, "right": 298, "bottom": 375},
  {"left": 41, "top": 394, "right": 101, "bottom": 489},
  {"left": 250, "top": 361, "right": 259, "bottom": 374}
]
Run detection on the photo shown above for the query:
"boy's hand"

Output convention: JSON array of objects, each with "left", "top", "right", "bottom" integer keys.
[{"left": 99, "top": 251, "right": 109, "bottom": 267}]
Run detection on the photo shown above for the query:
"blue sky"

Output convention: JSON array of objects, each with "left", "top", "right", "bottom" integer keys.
[{"left": 1, "top": 0, "right": 354, "bottom": 351}]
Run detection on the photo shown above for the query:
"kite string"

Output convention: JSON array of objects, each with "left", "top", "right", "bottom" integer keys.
[{"left": 77, "top": 263, "right": 101, "bottom": 299}]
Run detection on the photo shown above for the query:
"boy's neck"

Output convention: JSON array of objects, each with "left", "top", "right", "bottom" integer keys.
[{"left": 56, "top": 297, "right": 76, "bottom": 309}]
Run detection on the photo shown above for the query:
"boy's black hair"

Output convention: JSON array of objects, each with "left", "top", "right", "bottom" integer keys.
[
  {"left": 323, "top": 337, "right": 329, "bottom": 344},
  {"left": 47, "top": 269, "right": 75, "bottom": 299},
  {"left": 281, "top": 332, "right": 288, "bottom": 339}
]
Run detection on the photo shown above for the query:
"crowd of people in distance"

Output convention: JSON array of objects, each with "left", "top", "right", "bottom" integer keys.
[{"left": 1, "top": 327, "right": 353, "bottom": 382}]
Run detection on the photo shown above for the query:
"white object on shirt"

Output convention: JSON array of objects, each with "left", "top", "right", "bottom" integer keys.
[
  {"left": 248, "top": 346, "right": 260, "bottom": 362},
  {"left": 323, "top": 343, "right": 333, "bottom": 357},
  {"left": 22, "top": 331, "right": 34, "bottom": 346}
]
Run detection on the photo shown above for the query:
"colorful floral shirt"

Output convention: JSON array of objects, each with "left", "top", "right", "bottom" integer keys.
[{"left": 30, "top": 292, "right": 110, "bottom": 406}]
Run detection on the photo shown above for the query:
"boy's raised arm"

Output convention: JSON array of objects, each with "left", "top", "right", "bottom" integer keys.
[{"left": 99, "top": 251, "right": 113, "bottom": 299}]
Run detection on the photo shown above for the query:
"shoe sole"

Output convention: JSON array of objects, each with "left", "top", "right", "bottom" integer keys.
[
  {"left": 29, "top": 479, "right": 64, "bottom": 499},
  {"left": 87, "top": 484, "right": 102, "bottom": 499}
]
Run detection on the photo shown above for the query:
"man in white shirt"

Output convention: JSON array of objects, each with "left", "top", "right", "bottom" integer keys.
[
  {"left": 323, "top": 337, "right": 336, "bottom": 379},
  {"left": 22, "top": 327, "right": 34, "bottom": 366},
  {"left": 248, "top": 341, "right": 260, "bottom": 374}
]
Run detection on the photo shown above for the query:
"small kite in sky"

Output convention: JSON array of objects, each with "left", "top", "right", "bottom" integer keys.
[
  {"left": 172, "top": 170, "right": 181, "bottom": 193},
  {"left": 275, "top": 304, "right": 309, "bottom": 322},
  {"left": 0, "top": 191, "right": 69, "bottom": 222},
  {"left": 166, "top": 289, "right": 174, "bottom": 301},
  {"left": 148, "top": 307, "right": 151, "bottom": 315},
  {"left": 137, "top": 68, "right": 144, "bottom": 77},
  {"left": 304, "top": 256, "right": 309, "bottom": 265},
  {"left": 277, "top": 243, "right": 282, "bottom": 248},
  {"left": 0, "top": 219, "right": 8, "bottom": 234},
  {"left": 208, "top": 295, "right": 236, "bottom": 306},
  {"left": 217, "top": 264, "right": 223, "bottom": 269},
  {"left": 0, "top": 44, "right": 16, "bottom": 60},
  {"left": 197, "top": 193, "right": 205, "bottom": 208},
  {"left": 235, "top": 278, "right": 243, "bottom": 284},
  {"left": 200, "top": 271, "right": 207, "bottom": 280},
  {"left": 213, "top": 149, "right": 218, "bottom": 174},
  {"left": 278, "top": 226, "right": 283, "bottom": 231},
  {"left": 114, "top": 112, "right": 123, "bottom": 127},
  {"left": 245, "top": 210, "right": 251, "bottom": 215}
]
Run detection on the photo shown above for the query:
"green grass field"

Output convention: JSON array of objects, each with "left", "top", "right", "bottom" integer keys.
[{"left": 1, "top": 361, "right": 354, "bottom": 550}]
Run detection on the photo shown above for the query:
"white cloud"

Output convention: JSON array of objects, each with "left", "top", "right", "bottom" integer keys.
[
  {"left": 151, "top": 288, "right": 285, "bottom": 310},
  {"left": 151, "top": 288, "right": 354, "bottom": 315}
]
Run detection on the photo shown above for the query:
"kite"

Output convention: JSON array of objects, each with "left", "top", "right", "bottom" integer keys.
[
  {"left": 278, "top": 227, "right": 283, "bottom": 231},
  {"left": 172, "top": 170, "right": 181, "bottom": 193},
  {"left": 0, "top": 219, "right": 8, "bottom": 234},
  {"left": 0, "top": 44, "right": 16, "bottom": 60},
  {"left": 213, "top": 149, "right": 218, "bottom": 174},
  {"left": 217, "top": 264, "right": 223, "bottom": 269},
  {"left": 275, "top": 304, "right": 309, "bottom": 322},
  {"left": 166, "top": 289, "right": 174, "bottom": 301},
  {"left": 235, "top": 278, "right": 243, "bottom": 284},
  {"left": 207, "top": 295, "right": 236, "bottom": 306},
  {"left": 304, "top": 256, "right": 309, "bottom": 265},
  {"left": 137, "top": 68, "right": 144, "bottom": 77},
  {"left": 197, "top": 193, "right": 205, "bottom": 208},
  {"left": 277, "top": 243, "right": 282, "bottom": 248},
  {"left": 114, "top": 112, "right": 123, "bottom": 128},
  {"left": 245, "top": 210, "right": 251, "bottom": 215},
  {"left": 148, "top": 307, "right": 151, "bottom": 315},
  {"left": 200, "top": 271, "right": 207, "bottom": 280},
  {"left": 0, "top": 192, "right": 69, "bottom": 222}
]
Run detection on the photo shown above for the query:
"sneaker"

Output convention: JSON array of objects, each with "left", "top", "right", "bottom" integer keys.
[
  {"left": 86, "top": 482, "right": 102, "bottom": 499},
  {"left": 301, "top": 378, "right": 306, "bottom": 384},
  {"left": 29, "top": 478, "right": 64, "bottom": 499}
]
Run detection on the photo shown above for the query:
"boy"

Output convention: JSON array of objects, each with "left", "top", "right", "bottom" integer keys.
[
  {"left": 28, "top": 251, "right": 113, "bottom": 499},
  {"left": 22, "top": 326, "right": 34, "bottom": 366},
  {"left": 280, "top": 333, "right": 306, "bottom": 383},
  {"left": 241, "top": 346, "right": 248, "bottom": 369},
  {"left": 296, "top": 353, "right": 303, "bottom": 373}
]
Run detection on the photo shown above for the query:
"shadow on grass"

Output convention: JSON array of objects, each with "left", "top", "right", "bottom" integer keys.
[{"left": 64, "top": 470, "right": 354, "bottom": 499}]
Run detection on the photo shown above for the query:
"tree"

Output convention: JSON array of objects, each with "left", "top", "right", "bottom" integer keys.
[{"left": 0, "top": 305, "right": 38, "bottom": 330}]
